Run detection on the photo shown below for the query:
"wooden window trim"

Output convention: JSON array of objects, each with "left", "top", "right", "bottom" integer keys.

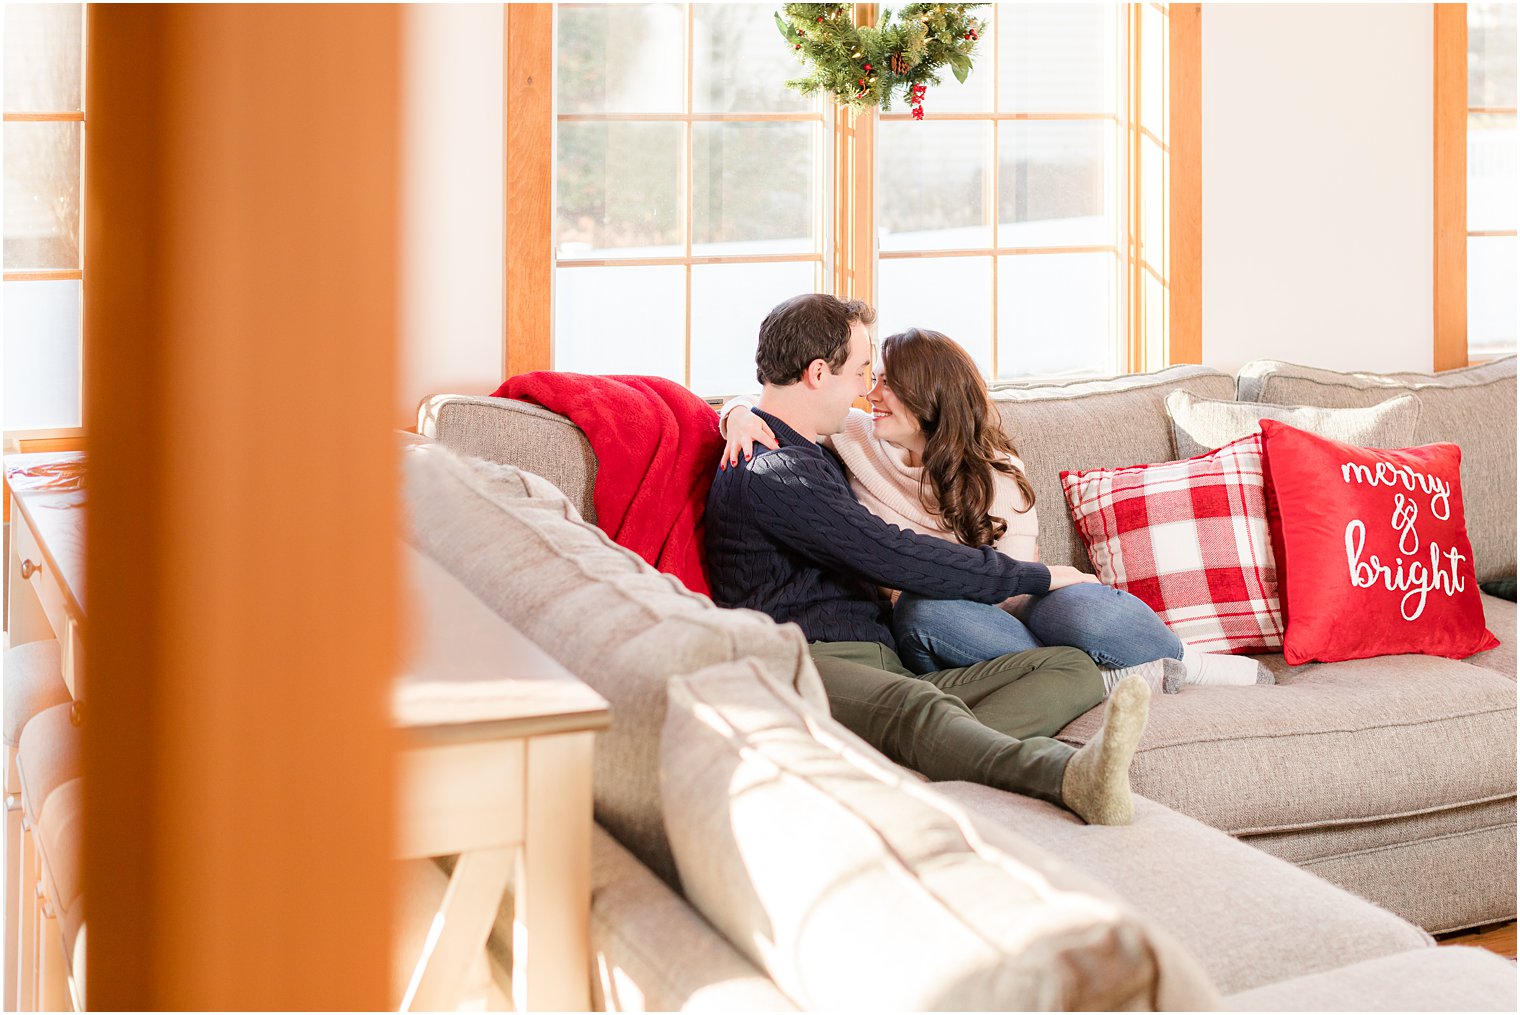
[
  {"left": 1434, "top": 3, "right": 1468, "bottom": 370},
  {"left": 4, "top": 18, "right": 89, "bottom": 432},
  {"left": 1167, "top": 3, "right": 1202, "bottom": 366},
  {"left": 505, "top": 3, "right": 555, "bottom": 376},
  {"left": 2, "top": 111, "right": 85, "bottom": 122}
]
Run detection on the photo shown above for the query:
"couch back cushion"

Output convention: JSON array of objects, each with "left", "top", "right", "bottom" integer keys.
[
  {"left": 1235, "top": 357, "right": 1516, "bottom": 582},
  {"left": 989, "top": 366, "right": 1237, "bottom": 570},
  {"left": 401, "top": 444, "right": 826, "bottom": 887},
  {"left": 661, "top": 656, "right": 1221, "bottom": 1013}
]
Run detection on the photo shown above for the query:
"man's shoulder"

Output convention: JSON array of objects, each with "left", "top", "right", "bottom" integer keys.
[{"left": 746, "top": 442, "right": 836, "bottom": 484}]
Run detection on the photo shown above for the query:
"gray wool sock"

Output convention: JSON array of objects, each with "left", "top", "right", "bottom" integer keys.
[
  {"left": 1161, "top": 657, "right": 1187, "bottom": 694},
  {"left": 1061, "top": 675, "right": 1150, "bottom": 826},
  {"left": 1100, "top": 658, "right": 1184, "bottom": 696}
]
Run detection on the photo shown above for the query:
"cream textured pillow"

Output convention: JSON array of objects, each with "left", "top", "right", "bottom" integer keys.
[
  {"left": 661, "top": 657, "right": 1220, "bottom": 1012},
  {"left": 402, "top": 444, "right": 826, "bottom": 887},
  {"left": 1165, "top": 390, "right": 1421, "bottom": 460}
]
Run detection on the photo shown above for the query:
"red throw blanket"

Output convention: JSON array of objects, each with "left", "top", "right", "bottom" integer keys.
[{"left": 493, "top": 373, "right": 724, "bottom": 595}]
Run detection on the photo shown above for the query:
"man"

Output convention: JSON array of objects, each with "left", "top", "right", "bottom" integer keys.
[{"left": 705, "top": 293, "right": 1149, "bottom": 824}]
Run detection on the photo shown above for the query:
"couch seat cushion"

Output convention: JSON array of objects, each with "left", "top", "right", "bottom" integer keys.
[
  {"left": 936, "top": 784, "right": 1434, "bottom": 997},
  {"left": 1225, "top": 946, "right": 1518, "bottom": 1012},
  {"left": 401, "top": 444, "right": 826, "bottom": 887},
  {"left": 662, "top": 657, "right": 1220, "bottom": 1012},
  {"left": 1054, "top": 654, "right": 1516, "bottom": 836}
]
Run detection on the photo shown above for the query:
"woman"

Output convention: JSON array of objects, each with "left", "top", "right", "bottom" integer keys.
[{"left": 721, "top": 327, "right": 1271, "bottom": 691}]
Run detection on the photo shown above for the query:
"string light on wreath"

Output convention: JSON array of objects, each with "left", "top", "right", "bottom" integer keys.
[{"left": 774, "top": 3, "right": 986, "bottom": 114}]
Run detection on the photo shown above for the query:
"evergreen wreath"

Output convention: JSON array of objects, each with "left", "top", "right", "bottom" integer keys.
[{"left": 774, "top": 3, "right": 986, "bottom": 116}]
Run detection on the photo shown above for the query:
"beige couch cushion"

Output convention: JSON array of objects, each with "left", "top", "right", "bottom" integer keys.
[
  {"left": 1053, "top": 654, "right": 1516, "bottom": 837},
  {"left": 661, "top": 657, "right": 1220, "bottom": 1012},
  {"left": 936, "top": 784, "right": 1435, "bottom": 997},
  {"left": 1469, "top": 592, "right": 1517, "bottom": 679},
  {"left": 988, "top": 365, "right": 1237, "bottom": 570},
  {"left": 1225, "top": 946, "right": 1518, "bottom": 1012},
  {"left": 1165, "top": 390, "right": 1421, "bottom": 459},
  {"left": 1234, "top": 357, "right": 1517, "bottom": 582},
  {"left": 3, "top": 639, "right": 67, "bottom": 748},
  {"left": 589, "top": 824, "right": 798, "bottom": 1013},
  {"left": 401, "top": 444, "right": 826, "bottom": 887},
  {"left": 1247, "top": 801, "right": 1517, "bottom": 934}
]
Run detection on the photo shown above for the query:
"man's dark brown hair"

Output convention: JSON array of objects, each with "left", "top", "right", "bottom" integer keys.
[{"left": 755, "top": 293, "right": 877, "bottom": 386}]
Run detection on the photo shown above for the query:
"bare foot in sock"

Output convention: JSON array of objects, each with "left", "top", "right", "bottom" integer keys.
[
  {"left": 1101, "top": 658, "right": 1186, "bottom": 695},
  {"left": 1181, "top": 645, "right": 1275, "bottom": 686},
  {"left": 1061, "top": 675, "right": 1150, "bottom": 825}
]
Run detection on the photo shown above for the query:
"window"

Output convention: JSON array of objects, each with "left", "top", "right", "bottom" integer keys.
[
  {"left": 3, "top": 3, "right": 86, "bottom": 441},
  {"left": 875, "top": 4, "right": 1124, "bottom": 380},
  {"left": 525, "top": 3, "right": 1188, "bottom": 390},
  {"left": 1467, "top": 2, "right": 1516, "bottom": 359},
  {"left": 554, "top": 4, "right": 826, "bottom": 394}
]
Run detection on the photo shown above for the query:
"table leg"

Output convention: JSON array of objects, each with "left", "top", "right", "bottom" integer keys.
[
  {"left": 399, "top": 846, "right": 513, "bottom": 1013},
  {"left": 513, "top": 732, "right": 594, "bottom": 1013},
  {"left": 18, "top": 822, "right": 37, "bottom": 1011}
]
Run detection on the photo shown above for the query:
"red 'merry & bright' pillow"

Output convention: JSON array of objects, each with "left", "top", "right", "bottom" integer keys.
[{"left": 1258, "top": 419, "right": 1498, "bottom": 665}]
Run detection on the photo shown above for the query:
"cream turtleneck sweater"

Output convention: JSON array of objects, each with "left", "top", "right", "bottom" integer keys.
[{"left": 722, "top": 401, "right": 1040, "bottom": 610}]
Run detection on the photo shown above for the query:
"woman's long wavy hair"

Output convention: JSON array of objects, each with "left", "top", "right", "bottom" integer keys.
[{"left": 879, "top": 328, "right": 1036, "bottom": 548}]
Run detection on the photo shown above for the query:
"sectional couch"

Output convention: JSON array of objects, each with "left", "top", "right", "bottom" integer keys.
[{"left": 409, "top": 356, "right": 1518, "bottom": 1010}]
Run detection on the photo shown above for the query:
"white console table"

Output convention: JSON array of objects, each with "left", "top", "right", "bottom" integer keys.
[{"left": 395, "top": 547, "right": 609, "bottom": 1012}]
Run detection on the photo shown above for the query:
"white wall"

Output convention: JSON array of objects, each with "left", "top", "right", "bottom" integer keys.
[
  {"left": 1202, "top": 4, "right": 1434, "bottom": 374},
  {"left": 398, "top": 4, "right": 505, "bottom": 428}
]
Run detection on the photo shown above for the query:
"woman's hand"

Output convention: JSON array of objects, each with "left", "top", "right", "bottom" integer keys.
[
  {"left": 1046, "top": 564, "right": 1102, "bottom": 590},
  {"left": 721, "top": 405, "right": 779, "bottom": 469}
]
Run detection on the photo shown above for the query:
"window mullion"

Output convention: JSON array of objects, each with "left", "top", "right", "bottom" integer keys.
[{"left": 683, "top": 2, "right": 694, "bottom": 387}]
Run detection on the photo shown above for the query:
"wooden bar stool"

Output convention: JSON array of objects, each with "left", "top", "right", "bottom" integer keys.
[
  {"left": 4, "top": 641, "right": 68, "bottom": 1012},
  {"left": 14, "top": 703, "right": 80, "bottom": 1012}
]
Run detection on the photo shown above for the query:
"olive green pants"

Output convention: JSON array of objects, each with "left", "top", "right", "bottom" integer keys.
[{"left": 807, "top": 641, "right": 1103, "bottom": 807}]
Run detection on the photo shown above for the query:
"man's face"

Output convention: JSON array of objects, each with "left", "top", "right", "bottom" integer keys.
[{"left": 818, "top": 320, "right": 873, "bottom": 435}]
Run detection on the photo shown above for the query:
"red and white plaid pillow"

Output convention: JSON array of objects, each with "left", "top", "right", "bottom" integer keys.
[{"left": 1059, "top": 434, "right": 1283, "bottom": 654}]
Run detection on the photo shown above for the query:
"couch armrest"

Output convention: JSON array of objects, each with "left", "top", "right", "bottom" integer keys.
[{"left": 416, "top": 394, "right": 599, "bottom": 523}]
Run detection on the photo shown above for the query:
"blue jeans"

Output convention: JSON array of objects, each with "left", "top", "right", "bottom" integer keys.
[{"left": 893, "top": 583, "right": 1184, "bottom": 675}]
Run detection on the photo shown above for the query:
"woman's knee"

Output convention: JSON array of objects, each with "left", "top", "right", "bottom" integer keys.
[
  {"left": 1032, "top": 584, "right": 1177, "bottom": 659},
  {"left": 892, "top": 594, "right": 961, "bottom": 632}
]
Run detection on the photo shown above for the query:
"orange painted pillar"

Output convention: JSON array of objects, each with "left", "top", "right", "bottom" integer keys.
[{"left": 83, "top": 6, "right": 400, "bottom": 1008}]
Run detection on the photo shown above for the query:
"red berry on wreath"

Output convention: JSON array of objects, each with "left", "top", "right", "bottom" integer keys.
[
  {"left": 816, "top": 15, "right": 823, "bottom": 21},
  {"left": 795, "top": 43, "right": 802, "bottom": 49}
]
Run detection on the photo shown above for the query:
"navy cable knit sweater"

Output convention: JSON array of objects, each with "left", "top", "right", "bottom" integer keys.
[{"left": 704, "top": 409, "right": 1053, "bottom": 649}]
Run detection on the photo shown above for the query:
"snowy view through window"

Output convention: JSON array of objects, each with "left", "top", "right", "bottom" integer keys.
[{"left": 554, "top": 4, "right": 1126, "bottom": 393}]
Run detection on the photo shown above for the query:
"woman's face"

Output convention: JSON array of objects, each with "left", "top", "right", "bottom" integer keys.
[{"left": 867, "top": 371, "right": 925, "bottom": 454}]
